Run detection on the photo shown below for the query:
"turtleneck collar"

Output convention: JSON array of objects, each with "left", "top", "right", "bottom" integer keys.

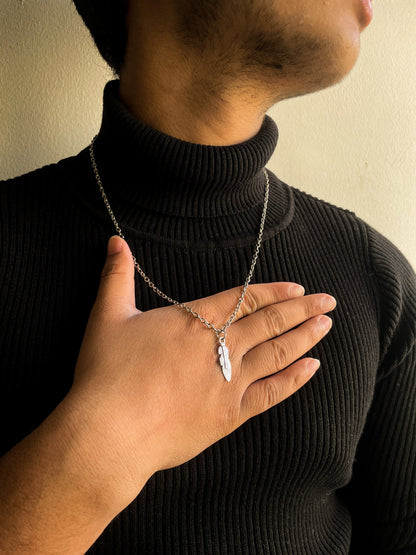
[
  {"left": 92, "top": 80, "right": 280, "bottom": 219},
  {"left": 74, "top": 80, "right": 293, "bottom": 246}
]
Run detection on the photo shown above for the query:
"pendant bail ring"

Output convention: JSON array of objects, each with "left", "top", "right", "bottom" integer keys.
[{"left": 217, "top": 330, "right": 227, "bottom": 345}]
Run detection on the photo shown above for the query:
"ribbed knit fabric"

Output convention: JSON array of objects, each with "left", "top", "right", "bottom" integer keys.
[{"left": 1, "top": 80, "right": 416, "bottom": 554}]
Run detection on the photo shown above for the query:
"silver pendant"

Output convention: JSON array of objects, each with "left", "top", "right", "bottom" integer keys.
[{"left": 218, "top": 337, "right": 232, "bottom": 382}]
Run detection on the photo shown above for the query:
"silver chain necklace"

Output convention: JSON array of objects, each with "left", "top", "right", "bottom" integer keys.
[{"left": 89, "top": 137, "right": 270, "bottom": 382}]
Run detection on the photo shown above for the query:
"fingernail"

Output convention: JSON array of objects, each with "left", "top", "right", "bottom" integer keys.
[
  {"left": 107, "top": 235, "right": 122, "bottom": 255},
  {"left": 321, "top": 295, "right": 337, "bottom": 311},
  {"left": 318, "top": 315, "right": 333, "bottom": 332},
  {"left": 289, "top": 284, "right": 305, "bottom": 297},
  {"left": 308, "top": 359, "right": 321, "bottom": 374}
]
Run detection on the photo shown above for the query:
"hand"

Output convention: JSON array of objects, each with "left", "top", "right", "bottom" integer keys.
[{"left": 69, "top": 235, "right": 335, "bottom": 511}]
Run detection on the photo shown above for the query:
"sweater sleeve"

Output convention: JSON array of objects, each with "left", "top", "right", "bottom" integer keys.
[{"left": 342, "top": 224, "right": 416, "bottom": 554}]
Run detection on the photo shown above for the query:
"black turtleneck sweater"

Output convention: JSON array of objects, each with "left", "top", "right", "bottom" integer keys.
[{"left": 1, "top": 81, "right": 416, "bottom": 554}]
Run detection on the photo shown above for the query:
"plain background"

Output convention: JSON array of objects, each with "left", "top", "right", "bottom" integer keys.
[{"left": 1, "top": 0, "right": 415, "bottom": 268}]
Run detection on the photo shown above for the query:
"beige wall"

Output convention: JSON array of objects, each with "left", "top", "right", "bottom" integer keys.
[{"left": 1, "top": 0, "right": 415, "bottom": 268}]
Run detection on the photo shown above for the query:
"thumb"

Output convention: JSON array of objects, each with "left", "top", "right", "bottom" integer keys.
[{"left": 94, "top": 235, "right": 137, "bottom": 319}]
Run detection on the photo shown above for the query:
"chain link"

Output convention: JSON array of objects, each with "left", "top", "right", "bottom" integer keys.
[{"left": 89, "top": 137, "right": 269, "bottom": 341}]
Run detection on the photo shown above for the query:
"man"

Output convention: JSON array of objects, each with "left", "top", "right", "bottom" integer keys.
[{"left": 0, "top": 0, "right": 415, "bottom": 553}]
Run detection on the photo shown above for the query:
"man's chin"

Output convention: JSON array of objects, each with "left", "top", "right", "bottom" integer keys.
[{"left": 291, "top": 36, "right": 361, "bottom": 98}]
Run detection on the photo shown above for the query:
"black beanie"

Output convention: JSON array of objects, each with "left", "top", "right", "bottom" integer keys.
[{"left": 72, "top": 0, "right": 128, "bottom": 75}]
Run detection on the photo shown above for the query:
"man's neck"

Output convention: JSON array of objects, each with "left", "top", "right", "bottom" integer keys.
[
  {"left": 118, "top": 0, "right": 276, "bottom": 147},
  {"left": 119, "top": 67, "right": 268, "bottom": 147}
]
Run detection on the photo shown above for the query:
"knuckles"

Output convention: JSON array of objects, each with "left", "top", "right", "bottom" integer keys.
[
  {"left": 239, "top": 287, "right": 260, "bottom": 316},
  {"left": 257, "top": 294, "right": 328, "bottom": 341},
  {"left": 270, "top": 338, "right": 292, "bottom": 369},
  {"left": 101, "top": 262, "right": 125, "bottom": 280},
  {"left": 263, "top": 305, "right": 287, "bottom": 337},
  {"left": 264, "top": 379, "right": 283, "bottom": 407},
  {"left": 304, "top": 297, "right": 318, "bottom": 319}
]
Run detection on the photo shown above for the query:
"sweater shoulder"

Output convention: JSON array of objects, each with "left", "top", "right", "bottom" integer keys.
[
  {"left": 0, "top": 153, "right": 89, "bottom": 229},
  {"left": 290, "top": 185, "right": 416, "bottom": 377},
  {"left": 288, "top": 184, "right": 372, "bottom": 263},
  {"left": 0, "top": 154, "right": 91, "bottom": 257},
  {"left": 364, "top": 223, "right": 416, "bottom": 377},
  {"left": 0, "top": 154, "right": 82, "bottom": 195},
  {"left": 290, "top": 184, "right": 358, "bottom": 222}
]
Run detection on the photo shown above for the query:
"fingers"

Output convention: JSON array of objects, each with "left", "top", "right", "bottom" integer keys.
[
  {"left": 232, "top": 293, "right": 336, "bottom": 356},
  {"left": 188, "top": 282, "right": 306, "bottom": 327},
  {"left": 239, "top": 357, "right": 320, "bottom": 424},
  {"left": 240, "top": 314, "right": 333, "bottom": 383},
  {"left": 93, "top": 236, "right": 137, "bottom": 320}
]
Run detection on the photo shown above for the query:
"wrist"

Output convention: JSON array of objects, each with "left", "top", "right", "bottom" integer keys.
[
  {"left": 60, "top": 389, "right": 152, "bottom": 515},
  {"left": 0, "top": 392, "right": 146, "bottom": 553}
]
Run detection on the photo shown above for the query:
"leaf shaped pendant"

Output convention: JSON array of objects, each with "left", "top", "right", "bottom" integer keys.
[{"left": 218, "top": 338, "right": 232, "bottom": 382}]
